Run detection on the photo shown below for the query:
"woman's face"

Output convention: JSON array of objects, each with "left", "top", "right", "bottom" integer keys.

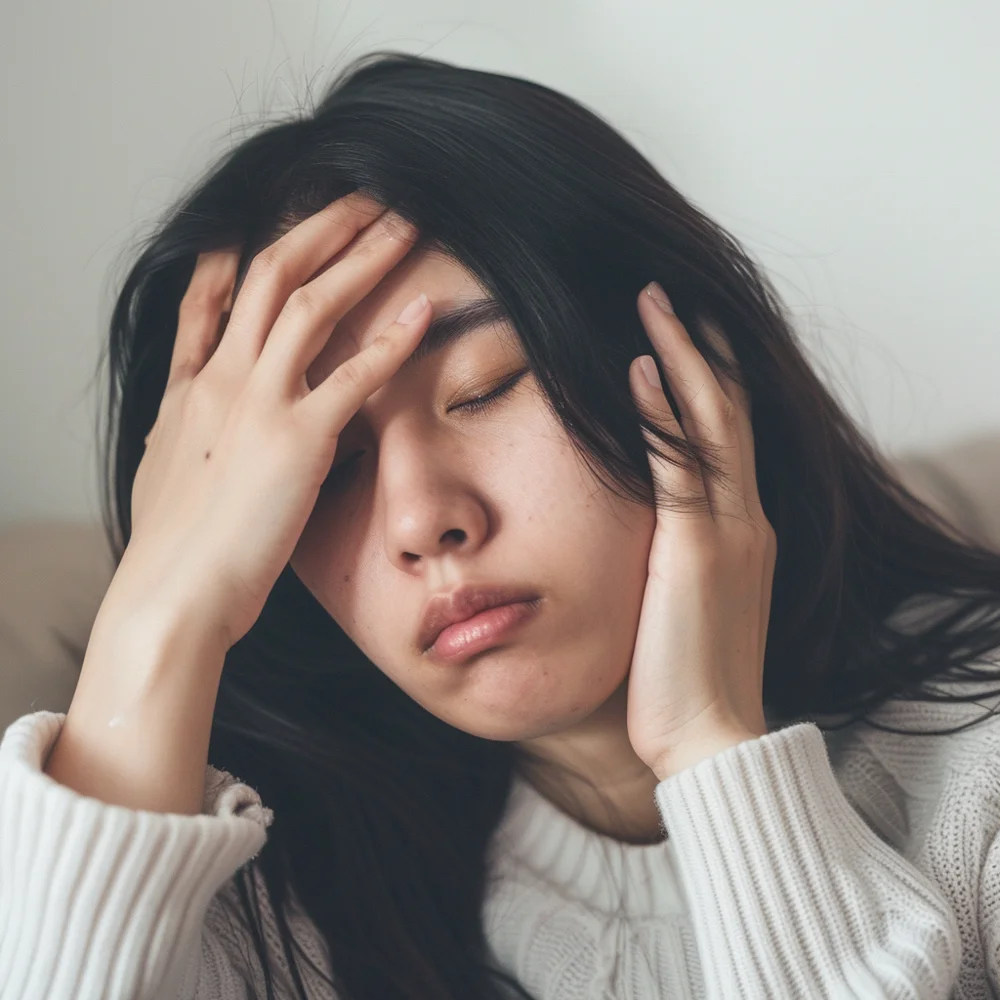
[{"left": 291, "top": 247, "right": 656, "bottom": 742}]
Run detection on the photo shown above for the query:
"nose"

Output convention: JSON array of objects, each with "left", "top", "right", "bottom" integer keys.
[{"left": 378, "top": 431, "right": 490, "bottom": 570}]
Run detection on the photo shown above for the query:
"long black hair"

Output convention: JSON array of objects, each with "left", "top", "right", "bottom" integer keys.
[{"left": 96, "top": 50, "right": 1000, "bottom": 1000}]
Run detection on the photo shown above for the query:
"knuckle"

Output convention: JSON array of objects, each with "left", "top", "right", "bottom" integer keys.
[
  {"left": 247, "top": 244, "right": 286, "bottom": 282},
  {"left": 169, "top": 354, "right": 202, "bottom": 381},
  {"left": 764, "top": 519, "right": 778, "bottom": 551},
  {"left": 333, "top": 358, "right": 371, "bottom": 393},
  {"left": 349, "top": 230, "right": 381, "bottom": 258},
  {"left": 179, "top": 377, "right": 222, "bottom": 423},
  {"left": 741, "top": 523, "right": 771, "bottom": 559},
  {"left": 285, "top": 286, "right": 321, "bottom": 320},
  {"left": 355, "top": 213, "right": 414, "bottom": 252},
  {"left": 380, "top": 213, "right": 418, "bottom": 243},
  {"left": 718, "top": 397, "right": 738, "bottom": 429}
]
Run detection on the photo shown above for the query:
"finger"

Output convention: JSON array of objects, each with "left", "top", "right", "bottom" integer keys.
[
  {"left": 637, "top": 286, "right": 731, "bottom": 446},
  {"left": 298, "top": 291, "right": 431, "bottom": 432},
  {"left": 256, "top": 214, "right": 422, "bottom": 396},
  {"left": 697, "top": 316, "right": 750, "bottom": 414},
  {"left": 629, "top": 355, "right": 711, "bottom": 510},
  {"left": 638, "top": 285, "right": 755, "bottom": 520},
  {"left": 211, "top": 190, "right": 391, "bottom": 375},
  {"left": 166, "top": 250, "right": 240, "bottom": 389},
  {"left": 694, "top": 315, "right": 762, "bottom": 513}
]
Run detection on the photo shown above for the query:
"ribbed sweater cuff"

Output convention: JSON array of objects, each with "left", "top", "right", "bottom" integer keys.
[
  {"left": 0, "top": 711, "right": 271, "bottom": 999},
  {"left": 653, "top": 722, "right": 961, "bottom": 996}
]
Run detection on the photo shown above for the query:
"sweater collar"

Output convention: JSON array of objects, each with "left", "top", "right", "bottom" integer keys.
[{"left": 486, "top": 770, "right": 688, "bottom": 918}]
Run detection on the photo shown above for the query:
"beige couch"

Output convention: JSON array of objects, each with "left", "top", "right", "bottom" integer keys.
[{"left": 2, "top": 431, "right": 1000, "bottom": 734}]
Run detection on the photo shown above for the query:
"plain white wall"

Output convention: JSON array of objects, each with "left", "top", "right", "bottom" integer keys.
[{"left": 2, "top": 0, "right": 997, "bottom": 522}]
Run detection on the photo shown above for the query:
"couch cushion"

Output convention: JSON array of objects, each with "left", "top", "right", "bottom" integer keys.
[
  {"left": 890, "top": 432, "right": 1000, "bottom": 547},
  {"left": 0, "top": 521, "right": 115, "bottom": 730}
]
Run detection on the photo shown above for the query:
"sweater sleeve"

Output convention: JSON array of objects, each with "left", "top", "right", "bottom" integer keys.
[
  {"left": 0, "top": 711, "right": 274, "bottom": 1000},
  {"left": 979, "top": 823, "right": 1000, "bottom": 994},
  {"left": 653, "top": 722, "right": 965, "bottom": 999}
]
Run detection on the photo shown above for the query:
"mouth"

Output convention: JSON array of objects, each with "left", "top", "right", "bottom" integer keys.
[
  {"left": 426, "top": 598, "right": 542, "bottom": 664},
  {"left": 418, "top": 583, "right": 542, "bottom": 661}
]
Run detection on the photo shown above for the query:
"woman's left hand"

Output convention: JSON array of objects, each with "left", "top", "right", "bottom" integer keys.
[{"left": 626, "top": 282, "right": 777, "bottom": 781}]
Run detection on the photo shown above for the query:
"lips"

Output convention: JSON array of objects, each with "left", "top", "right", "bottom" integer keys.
[{"left": 418, "top": 582, "right": 540, "bottom": 653}]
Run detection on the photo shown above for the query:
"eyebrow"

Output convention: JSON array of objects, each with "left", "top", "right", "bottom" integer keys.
[{"left": 398, "top": 296, "right": 510, "bottom": 373}]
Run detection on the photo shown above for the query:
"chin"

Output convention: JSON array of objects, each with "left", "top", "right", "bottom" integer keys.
[
  {"left": 444, "top": 694, "right": 606, "bottom": 743},
  {"left": 408, "top": 648, "right": 626, "bottom": 740}
]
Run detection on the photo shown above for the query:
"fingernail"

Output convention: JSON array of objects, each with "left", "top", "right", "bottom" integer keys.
[
  {"left": 396, "top": 292, "right": 428, "bottom": 324},
  {"left": 645, "top": 282, "right": 674, "bottom": 315},
  {"left": 638, "top": 355, "right": 661, "bottom": 388}
]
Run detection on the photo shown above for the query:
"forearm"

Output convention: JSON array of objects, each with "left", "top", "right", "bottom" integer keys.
[{"left": 44, "top": 578, "right": 229, "bottom": 816}]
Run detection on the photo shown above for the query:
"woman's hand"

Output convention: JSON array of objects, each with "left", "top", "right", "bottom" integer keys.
[
  {"left": 123, "top": 192, "right": 432, "bottom": 652},
  {"left": 625, "top": 283, "right": 776, "bottom": 781}
]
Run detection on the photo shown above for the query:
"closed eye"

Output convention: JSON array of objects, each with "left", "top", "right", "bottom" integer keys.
[
  {"left": 447, "top": 368, "right": 528, "bottom": 415},
  {"left": 321, "top": 369, "right": 529, "bottom": 489}
]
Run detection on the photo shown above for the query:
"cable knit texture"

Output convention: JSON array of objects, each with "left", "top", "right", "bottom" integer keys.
[{"left": 4, "top": 679, "right": 1000, "bottom": 998}]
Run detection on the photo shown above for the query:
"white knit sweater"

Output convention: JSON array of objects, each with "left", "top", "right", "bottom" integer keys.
[{"left": 4, "top": 679, "right": 1000, "bottom": 999}]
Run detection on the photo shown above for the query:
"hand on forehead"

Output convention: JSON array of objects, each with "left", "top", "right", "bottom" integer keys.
[{"left": 304, "top": 248, "right": 484, "bottom": 390}]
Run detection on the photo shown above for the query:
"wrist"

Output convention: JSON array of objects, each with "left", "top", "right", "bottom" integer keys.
[
  {"left": 49, "top": 580, "right": 231, "bottom": 814},
  {"left": 77, "top": 599, "right": 228, "bottom": 717},
  {"left": 96, "top": 557, "right": 232, "bottom": 661},
  {"left": 652, "top": 725, "right": 767, "bottom": 781}
]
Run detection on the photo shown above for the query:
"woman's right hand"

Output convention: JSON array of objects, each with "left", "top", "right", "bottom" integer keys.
[{"left": 120, "top": 191, "right": 430, "bottom": 652}]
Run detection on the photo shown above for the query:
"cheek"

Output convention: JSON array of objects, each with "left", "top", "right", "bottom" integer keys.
[
  {"left": 290, "top": 504, "right": 363, "bottom": 631},
  {"left": 291, "top": 529, "right": 390, "bottom": 670}
]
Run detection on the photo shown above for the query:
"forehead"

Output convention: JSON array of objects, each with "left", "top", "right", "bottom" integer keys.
[{"left": 306, "top": 248, "right": 491, "bottom": 387}]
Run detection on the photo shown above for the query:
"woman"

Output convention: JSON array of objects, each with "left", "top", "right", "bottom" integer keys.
[{"left": 3, "top": 50, "right": 1000, "bottom": 999}]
